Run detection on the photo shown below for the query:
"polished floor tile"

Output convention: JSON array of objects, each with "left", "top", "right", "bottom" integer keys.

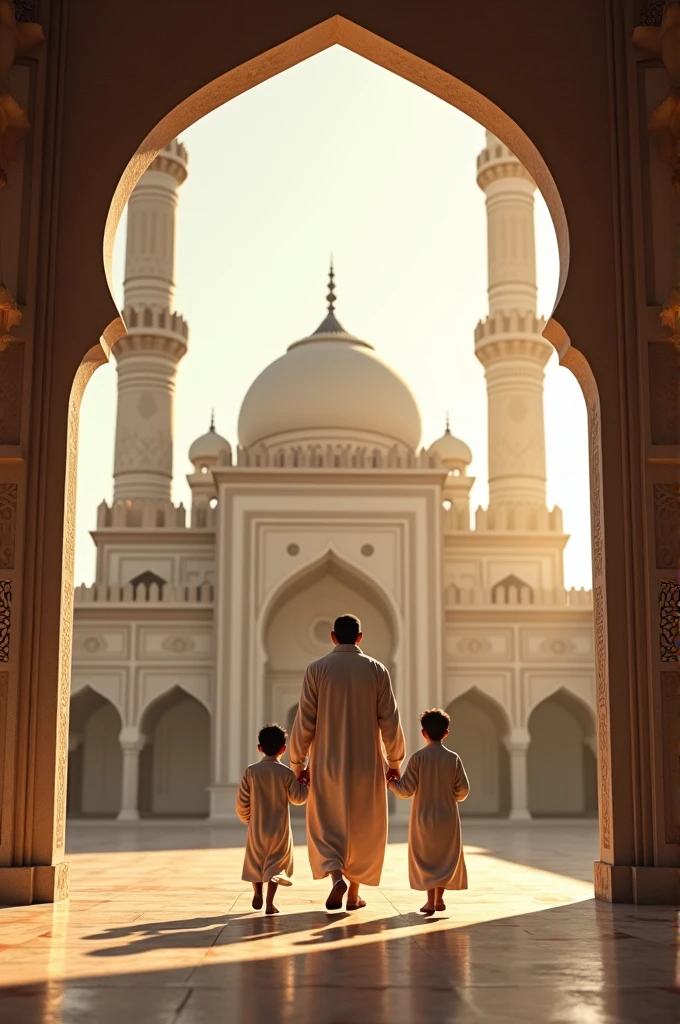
[{"left": 0, "top": 820, "right": 676, "bottom": 1022}]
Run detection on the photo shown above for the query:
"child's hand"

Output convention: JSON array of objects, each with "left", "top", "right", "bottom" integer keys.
[
  {"left": 385, "top": 768, "right": 400, "bottom": 783},
  {"left": 297, "top": 768, "right": 310, "bottom": 785}
]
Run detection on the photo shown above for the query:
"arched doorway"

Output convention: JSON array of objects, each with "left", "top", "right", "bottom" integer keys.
[
  {"left": 138, "top": 688, "right": 210, "bottom": 817},
  {"left": 445, "top": 690, "right": 510, "bottom": 817},
  {"left": 67, "top": 688, "right": 122, "bottom": 818},
  {"left": 15, "top": 5, "right": 672, "bottom": 908},
  {"left": 263, "top": 555, "right": 395, "bottom": 728},
  {"left": 528, "top": 689, "right": 598, "bottom": 817}
]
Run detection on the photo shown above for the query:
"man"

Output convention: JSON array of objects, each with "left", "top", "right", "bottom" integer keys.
[{"left": 289, "top": 613, "right": 405, "bottom": 910}]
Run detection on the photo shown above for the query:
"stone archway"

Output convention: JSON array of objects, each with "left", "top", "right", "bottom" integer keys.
[
  {"left": 528, "top": 689, "right": 598, "bottom": 819},
  {"left": 263, "top": 553, "right": 396, "bottom": 729},
  {"left": 445, "top": 690, "right": 510, "bottom": 818},
  {"left": 138, "top": 687, "right": 210, "bottom": 817},
  {"left": 67, "top": 687, "right": 122, "bottom": 818},
  {"left": 2, "top": 4, "right": 676, "bottom": 905}
]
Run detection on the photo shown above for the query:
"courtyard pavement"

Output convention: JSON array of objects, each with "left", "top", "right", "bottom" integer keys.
[{"left": 0, "top": 820, "right": 677, "bottom": 1023}]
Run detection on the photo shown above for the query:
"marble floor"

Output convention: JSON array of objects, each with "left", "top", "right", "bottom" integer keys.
[{"left": 0, "top": 820, "right": 677, "bottom": 1023}]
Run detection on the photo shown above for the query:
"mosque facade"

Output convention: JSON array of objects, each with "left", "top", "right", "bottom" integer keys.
[{"left": 68, "top": 133, "right": 596, "bottom": 823}]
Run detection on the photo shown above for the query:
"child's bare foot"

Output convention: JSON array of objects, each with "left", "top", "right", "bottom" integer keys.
[
  {"left": 346, "top": 897, "right": 367, "bottom": 910},
  {"left": 252, "top": 892, "right": 263, "bottom": 910},
  {"left": 420, "top": 902, "right": 435, "bottom": 915},
  {"left": 434, "top": 900, "right": 446, "bottom": 912},
  {"left": 265, "top": 903, "right": 280, "bottom": 915}
]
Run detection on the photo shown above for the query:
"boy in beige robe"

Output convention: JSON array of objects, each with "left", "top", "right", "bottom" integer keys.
[
  {"left": 290, "top": 613, "right": 406, "bottom": 911},
  {"left": 236, "top": 723, "right": 308, "bottom": 914},
  {"left": 389, "top": 708, "right": 470, "bottom": 914}
]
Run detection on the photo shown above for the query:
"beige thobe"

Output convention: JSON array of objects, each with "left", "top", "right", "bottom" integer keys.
[
  {"left": 235, "top": 758, "right": 308, "bottom": 884},
  {"left": 289, "top": 644, "right": 406, "bottom": 886},
  {"left": 389, "top": 743, "right": 470, "bottom": 891}
]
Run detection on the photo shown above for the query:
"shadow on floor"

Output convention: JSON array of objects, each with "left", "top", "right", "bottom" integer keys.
[{"left": 1, "top": 899, "right": 678, "bottom": 1023}]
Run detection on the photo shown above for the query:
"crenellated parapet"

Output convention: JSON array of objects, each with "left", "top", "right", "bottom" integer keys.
[
  {"left": 473, "top": 503, "right": 564, "bottom": 533},
  {"left": 222, "top": 442, "right": 443, "bottom": 470},
  {"left": 476, "top": 136, "right": 534, "bottom": 191},
  {"left": 121, "top": 305, "right": 189, "bottom": 342},
  {"left": 148, "top": 138, "right": 188, "bottom": 186},
  {"left": 444, "top": 582, "right": 592, "bottom": 608},
  {"left": 96, "top": 498, "right": 187, "bottom": 529},
  {"left": 74, "top": 580, "right": 213, "bottom": 605}
]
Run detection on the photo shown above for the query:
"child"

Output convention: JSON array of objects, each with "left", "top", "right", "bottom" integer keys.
[
  {"left": 236, "top": 723, "right": 308, "bottom": 914},
  {"left": 388, "top": 708, "right": 469, "bottom": 914}
]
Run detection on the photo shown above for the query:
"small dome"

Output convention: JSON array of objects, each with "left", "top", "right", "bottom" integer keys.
[
  {"left": 189, "top": 416, "right": 231, "bottom": 465},
  {"left": 237, "top": 267, "right": 422, "bottom": 450},
  {"left": 429, "top": 420, "right": 472, "bottom": 470}
]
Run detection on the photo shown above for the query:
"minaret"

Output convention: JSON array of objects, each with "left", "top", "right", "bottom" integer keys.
[
  {"left": 112, "top": 139, "right": 189, "bottom": 502},
  {"left": 474, "top": 131, "right": 553, "bottom": 510}
]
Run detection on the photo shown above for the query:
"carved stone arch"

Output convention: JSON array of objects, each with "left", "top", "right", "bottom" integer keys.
[
  {"left": 256, "top": 546, "right": 402, "bottom": 667},
  {"left": 137, "top": 685, "right": 210, "bottom": 817},
  {"left": 527, "top": 686, "right": 598, "bottom": 817},
  {"left": 137, "top": 681, "right": 211, "bottom": 726},
  {"left": 70, "top": 678, "right": 125, "bottom": 724},
  {"left": 68, "top": 686, "right": 123, "bottom": 818},
  {"left": 445, "top": 686, "right": 512, "bottom": 816}
]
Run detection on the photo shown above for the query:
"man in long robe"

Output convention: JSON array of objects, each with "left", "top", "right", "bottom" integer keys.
[{"left": 289, "top": 613, "right": 406, "bottom": 910}]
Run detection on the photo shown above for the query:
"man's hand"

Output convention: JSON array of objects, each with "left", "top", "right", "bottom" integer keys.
[
  {"left": 385, "top": 768, "right": 400, "bottom": 784},
  {"left": 298, "top": 768, "right": 310, "bottom": 785}
]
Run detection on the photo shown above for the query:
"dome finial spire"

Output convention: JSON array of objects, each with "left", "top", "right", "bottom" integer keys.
[
  {"left": 327, "top": 256, "right": 336, "bottom": 313},
  {"left": 210, "top": 408, "right": 215, "bottom": 432},
  {"left": 445, "top": 411, "right": 451, "bottom": 434}
]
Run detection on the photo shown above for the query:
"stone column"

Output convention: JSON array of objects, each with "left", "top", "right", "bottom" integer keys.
[
  {"left": 118, "top": 727, "right": 144, "bottom": 821},
  {"left": 504, "top": 729, "right": 531, "bottom": 820}
]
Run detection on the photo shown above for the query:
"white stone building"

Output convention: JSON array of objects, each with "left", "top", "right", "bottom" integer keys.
[{"left": 68, "top": 133, "right": 596, "bottom": 822}]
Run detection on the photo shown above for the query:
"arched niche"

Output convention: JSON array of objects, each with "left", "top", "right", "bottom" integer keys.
[
  {"left": 262, "top": 553, "right": 396, "bottom": 726},
  {"left": 528, "top": 688, "right": 598, "bottom": 817},
  {"left": 138, "top": 687, "right": 210, "bottom": 817},
  {"left": 445, "top": 689, "right": 510, "bottom": 817},
  {"left": 67, "top": 687, "right": 122, "bottom": 818}
]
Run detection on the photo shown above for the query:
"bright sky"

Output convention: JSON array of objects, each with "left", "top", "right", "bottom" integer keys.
[{"left": 75, "top": 45, "right": 591, "bottom": 589}]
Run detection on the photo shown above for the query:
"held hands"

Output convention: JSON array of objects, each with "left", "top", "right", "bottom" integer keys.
[
  {"left": 297, "top": 768, "right": 310, "bottom": 785},
  {"left": 385, "top": 767, "right": 400, "bottom": 785}
]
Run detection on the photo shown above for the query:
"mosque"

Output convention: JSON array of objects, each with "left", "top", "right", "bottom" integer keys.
[{"left": 68, "top": 132, "right": 596, "bottom": 823}]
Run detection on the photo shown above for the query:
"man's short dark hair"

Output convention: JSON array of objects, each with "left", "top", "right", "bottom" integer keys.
[
  {"left": 419, "top": 708, "right": 450, "bottom": 741},
  {"left": 333, "top": 614, "right": 361, "bottom": 644},
  {"left": 258, "top": 723, "right": 287, "bottom": 755}
]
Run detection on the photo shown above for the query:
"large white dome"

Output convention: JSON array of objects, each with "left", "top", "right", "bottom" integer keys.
[{"left": 238, "top": 304, "right": 422, "bottom": 451}]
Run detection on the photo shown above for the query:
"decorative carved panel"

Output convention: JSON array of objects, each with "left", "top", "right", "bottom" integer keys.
[
  {"left": 661, "top": 672, "right": 680, "bottom": 843},
  {"left": 659, "top": 580, "right": 680, "bottom": 661},
  {"left": 0, "top": 580, "right": 11, "bottom": 661},
  {"left": 594, "top": 582, "right": 612, "bottom": 851},
  {"left": 0, "top": 342, "right": 23, "bottom": 445},
  {"left": 0, "top": 483, "right": 17, "bottom": 569},
  {"left": 654, "top": 483, "right": 680, "bottom": 569},
  {"left": 648, "top": 342, "right": 680, "bottom": 445}
]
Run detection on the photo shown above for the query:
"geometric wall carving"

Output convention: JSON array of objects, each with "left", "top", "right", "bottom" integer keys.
[
  {"left": 661, "top": 672, "right": 680, "bottom": 844},
  {"left": 0, "top": 483, "right": 18, "bottom": 570},
  {"left": 648, "top": 342, "right": 680, "bottom": 445},
  {"left": 654, "top": 483, "right": 680, "bottom": 569},
  {"left": 660, "top": 580, "right": 680, "bottom": 662},
  {"left": 0, "top": 580, "right": 11, "bottom": 661}
]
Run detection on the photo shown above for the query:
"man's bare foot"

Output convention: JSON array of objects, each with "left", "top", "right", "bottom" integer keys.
[
  {"left": 325, "top": 878, "right": 347, "bottom": 910},
  {"left": 265, "top": 903, "right": 280, "bottom": 915},
  {"left": 252, "top": 892, "right": 263, "bottom": 910},
  {"left": 420, "top": 902, "right": 435, "bottom": 915}
]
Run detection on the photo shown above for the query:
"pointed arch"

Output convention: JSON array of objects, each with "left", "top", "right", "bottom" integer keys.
[
  {"left": 256, "top": 547, "right": 402, "bottom": 666},
  {"left": 68, "top": 687, "right": 123, "bottom": 818},
  {"left": 528, "top": 687, "right": 597, "bottom": 817},
  {"left": 138, "top": 687, "right": 210, "bottom": 817},
  {"left": 445, "top": 687, "right": 511, "bottom": 817},
  {"left": 103, "top": 16, "right": 569, "bottom": 355}
]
